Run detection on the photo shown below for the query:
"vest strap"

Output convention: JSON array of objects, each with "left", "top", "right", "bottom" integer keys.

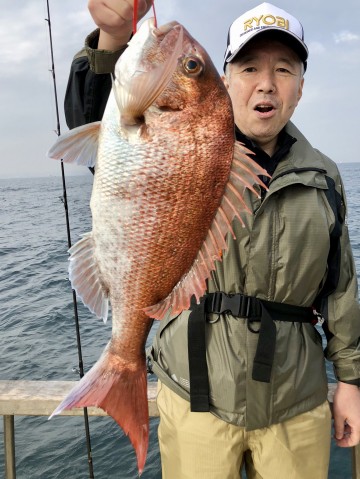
[
  {"left": 187, "top": 298, "right": 210, "bottom": 412},
  {"left": 188, "top": 293, "right": 315, "bottom": 412}
]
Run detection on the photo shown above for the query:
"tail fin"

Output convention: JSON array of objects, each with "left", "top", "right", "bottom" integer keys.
[{"left": 50, "top": 346, "right": 149, "bottom": 474}]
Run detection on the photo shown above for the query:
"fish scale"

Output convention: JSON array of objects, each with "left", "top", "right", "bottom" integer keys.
[{"left": 47, "top": 18, "right": 269, "bottom": 474}]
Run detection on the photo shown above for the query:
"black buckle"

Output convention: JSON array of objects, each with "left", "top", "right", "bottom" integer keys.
[
  {"left": 207, "top": 292, "right": 258, "bottom": 317},
  {"left": 209, "top": 292, "right": 222, "bottom": 313},
  {"left": 208, "top": 292, "right": 239, "bottom": 316},
  {"left": 239, "top": 295, "right": 251, "bottom": 317}
]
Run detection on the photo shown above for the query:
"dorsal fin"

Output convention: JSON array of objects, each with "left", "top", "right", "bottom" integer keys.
[{"left": 144, "top": 142, "right": 269, "bottom": 320}]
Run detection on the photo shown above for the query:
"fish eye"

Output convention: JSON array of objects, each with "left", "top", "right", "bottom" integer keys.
[{"left": 183, "top": 56, "right": 203, "bottom": 75}]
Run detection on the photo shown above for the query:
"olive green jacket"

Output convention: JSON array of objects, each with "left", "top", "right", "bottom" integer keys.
[{"left": 149, "top": 121, "right": 360, "bottom": 430}]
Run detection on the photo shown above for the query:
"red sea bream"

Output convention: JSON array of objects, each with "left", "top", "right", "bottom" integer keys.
[{"left": 47, "top": 18, "right": 268, "bottom": 474}]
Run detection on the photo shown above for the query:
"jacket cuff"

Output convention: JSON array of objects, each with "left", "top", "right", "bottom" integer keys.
[
  {"left": 339, "top": 378, "right": 360, "bottom": 387},
  {"left": 333, "top": 364, "right": 360, "bottom": 386},
  {"left": 85, "top": 29, "right": 127, "bottom": 74}
]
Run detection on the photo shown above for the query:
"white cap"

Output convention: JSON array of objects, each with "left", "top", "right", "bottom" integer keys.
[{"left": 223, "top": 2, "right": 308, "bottom": 71}]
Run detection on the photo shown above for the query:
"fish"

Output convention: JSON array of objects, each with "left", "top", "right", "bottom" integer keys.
[{"left": 47, "top": 18, "right": 268, "bottom": 474}]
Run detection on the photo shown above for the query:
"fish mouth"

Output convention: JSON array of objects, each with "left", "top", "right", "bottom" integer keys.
[
  {"left": 114, "top": 19, "right": 184, "bottom": 126},
  {"left": 151, "top": 20, "right": 182, "bottom": 39}
]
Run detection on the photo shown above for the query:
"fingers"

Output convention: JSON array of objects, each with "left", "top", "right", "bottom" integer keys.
[
  {"left": 88, "top": 0, "right": 132, "bottom": 50},
  {"left": 88, "top": 0, "right": 131, "bottom": 30},
  {"left": 333, "top": 382, "right": 360, "bottom": 448},
  {"left": 88, "top": 0, "right": 152, "bottom": 30},
  {"left": 334, "top": 414, "right": 345, "bottom": 442},
  {"left": 335, "top": 422, "right": 360, "bottom": 447},
  {"left": 87, "top": 0, "right": 154, "bottom": 49}
]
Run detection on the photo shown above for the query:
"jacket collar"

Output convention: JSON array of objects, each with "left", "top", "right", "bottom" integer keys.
[{"left": 235, "top": 121, "right": 328, "bottom": 176}]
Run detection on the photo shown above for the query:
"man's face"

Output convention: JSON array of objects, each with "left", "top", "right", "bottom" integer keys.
[{"left": 222, "top": 38, "right": 304, "bottom": 155}]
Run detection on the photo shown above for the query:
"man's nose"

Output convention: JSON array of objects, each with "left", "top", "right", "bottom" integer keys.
[{"left": 257, "top": 71, "right": 276, "bottom": 93}]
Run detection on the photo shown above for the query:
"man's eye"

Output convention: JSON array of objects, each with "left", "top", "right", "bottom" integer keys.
[{"left": 244, "top": 67, "right": 256, "bottom": 73}]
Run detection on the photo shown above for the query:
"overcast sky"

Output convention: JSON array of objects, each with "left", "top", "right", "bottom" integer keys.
[{"left": 1, "top": 0, "right": 360, "bottom": 179}]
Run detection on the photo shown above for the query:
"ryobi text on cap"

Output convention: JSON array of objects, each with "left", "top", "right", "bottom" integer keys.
[
  {"left": 243, "top": 14, "right": 289, "bottom": 33},
  {"left": 232, "top": 2, "right": 304, "bottom": 41}
]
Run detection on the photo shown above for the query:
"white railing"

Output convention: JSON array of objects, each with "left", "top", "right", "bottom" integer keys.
[{"left": 0, "top": 381, "right": 359, "bottom": 478}]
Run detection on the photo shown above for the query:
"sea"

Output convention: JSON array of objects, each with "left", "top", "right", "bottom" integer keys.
[{"left": 0, "top": 162, "right": 359, "bottom": 479}]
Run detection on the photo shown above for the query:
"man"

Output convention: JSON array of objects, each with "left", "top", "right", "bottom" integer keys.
[{"left": 65, "top": 2, "right": 360, "bottom": 477}]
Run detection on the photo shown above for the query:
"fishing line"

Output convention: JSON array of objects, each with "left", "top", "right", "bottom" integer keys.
[
  {"left": 45, "top": 2, "right": 95, "bottom": 478},
  {"left": 132, "top": 0, "right": 157, "bottom": 33}
]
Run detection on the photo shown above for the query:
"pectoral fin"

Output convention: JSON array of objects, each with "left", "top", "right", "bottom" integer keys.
[{"left": 47, "top": 122, "right": 101, "bottom": 167}]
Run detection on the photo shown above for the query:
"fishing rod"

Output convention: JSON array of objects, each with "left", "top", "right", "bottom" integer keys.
[{"left": 45, "top": 2, "right": 95, "bottom": 477}]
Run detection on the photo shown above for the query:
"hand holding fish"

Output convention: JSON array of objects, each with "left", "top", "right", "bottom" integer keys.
[{"left": 88, "top": 0, "right": 153, "bottom": 50}]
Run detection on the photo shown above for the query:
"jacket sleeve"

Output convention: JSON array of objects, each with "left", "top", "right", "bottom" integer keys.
[
  {"left": 64, "top": 29, "right": 127, "bottom": 129},
  {"left": 325, "top": 174, "right": 360, "bottom": 385}
]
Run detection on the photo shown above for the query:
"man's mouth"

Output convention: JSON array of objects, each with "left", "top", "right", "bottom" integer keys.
[{"left": 255, "top": 104, "right": 274, "bottom": 113}]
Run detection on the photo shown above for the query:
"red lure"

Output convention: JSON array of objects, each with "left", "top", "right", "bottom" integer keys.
[{"left": 133, "top": 0, "right": 157, "bottom": 33}]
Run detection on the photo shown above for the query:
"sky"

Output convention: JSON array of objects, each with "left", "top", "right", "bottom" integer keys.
[{"left": 1, "top": 0, "right": 360, "bottom": 179}]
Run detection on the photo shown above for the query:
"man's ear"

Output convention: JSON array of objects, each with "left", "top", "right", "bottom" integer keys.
[
  {"left": 294, "top": 77, "right": 304, "bottom": 107},
  {"left": 297, "top": 77, "right": 304, "bottom": 103},
  {"left": 221, "top": 74, "right": 229, "bottom": 90}
]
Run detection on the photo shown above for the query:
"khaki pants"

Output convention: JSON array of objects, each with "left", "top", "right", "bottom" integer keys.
[{"left": 157, "top": 382, "right": 331, "bottom": 479}]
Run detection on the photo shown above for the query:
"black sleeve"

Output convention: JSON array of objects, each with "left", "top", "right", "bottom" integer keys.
[
  {"left": 64, "top": 55, "right": 112, "bottom": 129},
  {"left": 63, "top": 30, "right": 126, "bottom": 174},
  {"left": 63, "top": 28, "right": 126, "bottom": 129}
]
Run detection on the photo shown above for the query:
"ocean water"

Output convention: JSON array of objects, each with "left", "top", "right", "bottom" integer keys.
[{"left": 0, "top": 162, "right": 359, "bottom": 479}]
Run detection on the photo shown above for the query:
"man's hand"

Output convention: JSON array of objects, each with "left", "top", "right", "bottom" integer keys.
[
  {"left": 333, "top": 381, "right": 360, "bottom": 447},
  {"left": 88, "top": 0, "right": 153, "bottom": 50}
]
